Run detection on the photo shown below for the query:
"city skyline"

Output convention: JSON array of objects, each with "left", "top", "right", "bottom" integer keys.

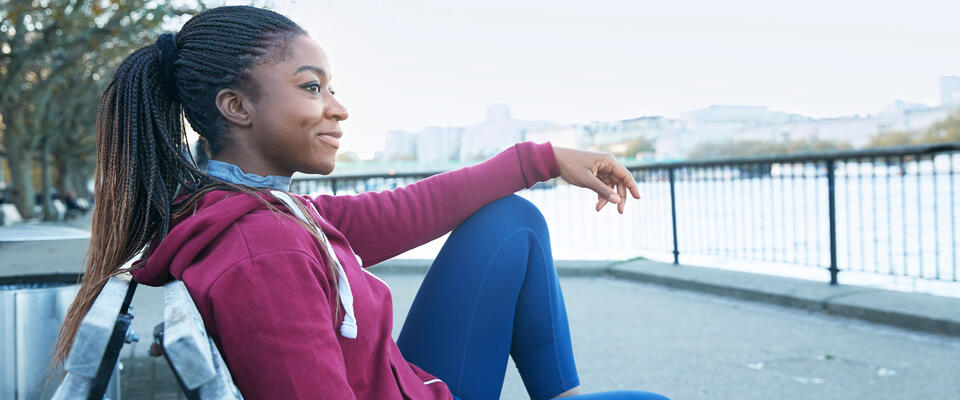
[
  {"left": 373, "top": 80, "right": 959, "bottom": 166},
  {"left": 335, "top": 75, "right": 960, "bottom": 163}
]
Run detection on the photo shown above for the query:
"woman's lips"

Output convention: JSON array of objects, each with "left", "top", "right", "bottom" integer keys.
[{"left": 317, "top": 134, "right": 341, "bottom": 148}]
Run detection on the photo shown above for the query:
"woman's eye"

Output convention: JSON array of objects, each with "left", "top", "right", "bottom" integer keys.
[
  {"left": 303, "top": 82, "right": 334, "bottom": 96},
  {"left": 302, "top": 82, "right": 321, "bottom": 93}
]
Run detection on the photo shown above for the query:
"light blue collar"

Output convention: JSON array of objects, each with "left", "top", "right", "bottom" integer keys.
[{"left": 206, "top": 159, "right": 292, "bottom": 191}]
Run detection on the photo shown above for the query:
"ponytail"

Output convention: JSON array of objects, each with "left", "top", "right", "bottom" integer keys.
[
  {"left": 53, "top": 6, "right": 342, "bottom": 371},
  {"left": 53, "top": 36, "right": 207, "bottom": 366}
]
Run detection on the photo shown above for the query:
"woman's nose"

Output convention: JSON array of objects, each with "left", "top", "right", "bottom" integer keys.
[{"left": 325, "top": 93, "right": 349, "bottom": 121}]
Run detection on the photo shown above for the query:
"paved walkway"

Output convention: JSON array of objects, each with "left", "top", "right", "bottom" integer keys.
[
  {"left": 3, "top": 223, "right": 959, "bottom": 399},
  {"left": 378, "top": 272, "right": 960, "bottom": 400},
  {"left": 116, "top": 272, "right": 960, "bottom": 400}
]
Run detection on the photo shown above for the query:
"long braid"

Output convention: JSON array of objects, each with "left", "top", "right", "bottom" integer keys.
[{"left": 54, "top": 6, "right": 342, "bottom": 369}]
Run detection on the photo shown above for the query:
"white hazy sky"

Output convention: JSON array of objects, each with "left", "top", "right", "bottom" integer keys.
[{"left": 260, "top": 0, "right": 960, "bottom": 158}]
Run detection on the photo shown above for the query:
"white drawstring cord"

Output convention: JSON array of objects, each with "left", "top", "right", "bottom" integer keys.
[{"left": 270, "top": 191, "right": 358, "bottom": 339}]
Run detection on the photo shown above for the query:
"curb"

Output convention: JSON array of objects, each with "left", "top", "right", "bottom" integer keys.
[
  {"left": 369, "top": 259, "right": 612, "bottom": 277},
  {"left": 373, "top": 258, "right": 960, "bottom": 337}
]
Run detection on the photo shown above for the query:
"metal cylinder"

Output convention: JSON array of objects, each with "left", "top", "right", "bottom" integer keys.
[{"left": 0, "top": 274, "right": 120, "bottom": 400}]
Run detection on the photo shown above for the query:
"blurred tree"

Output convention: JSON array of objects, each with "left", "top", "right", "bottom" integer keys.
[
  {"left": 624, "top": 136, "right": 654, "bottom": 157},
  {"left": 592, "top": 137, "right": 655, "bottom": 159},
  {"left": 687, "top": 137, "right": 852, "bottom": 160},
  {"left": 865, "top": 130, "right": 916, "bottom": 148},
  {"left": 336, "top": 150, "right": 360, "bottom": 162},
  {"left": 0, "top": 0, "right": 195, "bottom": 219},
  {"left": 865, "top": 110, "right": 960, "bottom": 148},
  {"left": 920, "top": 111, "right": 960, "bottom": 143}
]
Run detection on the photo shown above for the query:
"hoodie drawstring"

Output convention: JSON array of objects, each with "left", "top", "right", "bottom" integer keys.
[{"left": 270, "top": 191, "right": 358, "bottom": 339}]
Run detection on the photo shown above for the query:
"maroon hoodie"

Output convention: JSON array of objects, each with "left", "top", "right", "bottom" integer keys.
[{"left": 131, "top": 141, "right": 561, "bottom": 399}]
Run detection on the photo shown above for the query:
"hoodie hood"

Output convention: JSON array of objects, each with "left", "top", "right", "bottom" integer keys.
[
  {"left": 130, "top": 189, "right": 360, "bottom": 339},
  {"left": 130, "top": 190, "right": 280, "bottom": 286}
]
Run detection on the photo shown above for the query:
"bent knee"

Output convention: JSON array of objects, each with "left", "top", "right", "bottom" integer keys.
[{"left": 471, "top": 194, "right": 548, "bottom": 234}]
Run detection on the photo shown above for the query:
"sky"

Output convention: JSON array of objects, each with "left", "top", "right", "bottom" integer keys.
[{"left": 256, "top": 0, "right": 960, "bottom": 159}]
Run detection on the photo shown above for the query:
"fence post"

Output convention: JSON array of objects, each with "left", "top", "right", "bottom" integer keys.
[
  {"left": 668, "top": 167, "right": 680, "bottom": 265},
  {"left": 826, "top": 160, "right": 839, "bottom": 285}
]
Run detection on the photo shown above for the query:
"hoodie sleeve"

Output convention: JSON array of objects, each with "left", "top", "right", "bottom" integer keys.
[
  {"left": 208, "top": 250, "right": 357, "bottom": 400},
  {"left": 311, "top": 141, "right": 561, "bottom": 267}
]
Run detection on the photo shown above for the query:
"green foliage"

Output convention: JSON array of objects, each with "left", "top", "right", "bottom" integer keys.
[
  {"left": 0, "top": 0, "right": 199, "bottom": 218},
  {"left": 865, "top": 110, "right": 960, "bottom": 148},
  {"left": 593, "top": 136, "right": 655, "bottom": 158},
  {"left": 923, "top": 112, "right": 960, "bottom": 142},
  {"left": 865, "top": 131, "right": 915, "bottom": 148},
  {"left": 687, "top": 137, "right": 853, "bottom": 160},
  {"left": 624, "top": 136, "right": 655, "bottom": 156},
  {"left": 336, "top": 150, "right": 360, "bottom": 162}
]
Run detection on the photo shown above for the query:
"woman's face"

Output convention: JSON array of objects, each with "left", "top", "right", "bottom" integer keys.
[{"left": 243, "top": 34, "right": 348, "bottom": 176}]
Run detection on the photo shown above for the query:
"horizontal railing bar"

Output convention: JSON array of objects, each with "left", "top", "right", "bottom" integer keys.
[
  {"left": 625, "top": 143, "right": 959, "bottom": 170},
  {"left": 295, "top": 170, "right": 441, "bottom": 181}
]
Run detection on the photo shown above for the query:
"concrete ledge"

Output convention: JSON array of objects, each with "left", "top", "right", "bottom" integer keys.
[
  {"left": 608, "top": 260, "right": 960, "bottom": 337},
  {"left": 0, "top": 237, "right": 89, "bottom": 277},
  {"left": 370, "top": 259, "right": 611, "bottom": 277}
]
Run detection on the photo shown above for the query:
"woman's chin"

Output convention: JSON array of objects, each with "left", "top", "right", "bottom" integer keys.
[{"left": 310, "top": 160, "right": 335, "bottom": 176}]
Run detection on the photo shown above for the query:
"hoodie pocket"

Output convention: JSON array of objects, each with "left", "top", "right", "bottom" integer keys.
[{"left": 389, "top": 356, "right": 455, "bottom": 400}]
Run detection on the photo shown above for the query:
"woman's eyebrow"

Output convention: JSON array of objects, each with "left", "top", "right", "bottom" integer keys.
[{"left": 293, "top": 65, "right": 326, "bottom": 77}]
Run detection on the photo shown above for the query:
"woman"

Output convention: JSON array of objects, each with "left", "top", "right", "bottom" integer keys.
[{"left": 54, "top": 6, "right": 666, "bottom": 400}]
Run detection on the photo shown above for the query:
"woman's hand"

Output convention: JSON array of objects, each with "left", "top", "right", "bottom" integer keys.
[{"left": 552, "top": 146, "right": 641, "bottom": 214}]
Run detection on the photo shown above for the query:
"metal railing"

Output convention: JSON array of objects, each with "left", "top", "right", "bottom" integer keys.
[{"left": 291, "top": 143, "right": 960, "bottom": 286}]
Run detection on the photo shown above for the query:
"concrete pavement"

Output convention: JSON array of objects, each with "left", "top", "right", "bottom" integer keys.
[
  {"left": 3, "top": 222, "right": 959, "bottom": 399},
  {"left": 109, "top": 261, "right": 960, "bottom": 400},
  {"left": 381, "top": 273, "right": 960, "bottom": 400}
]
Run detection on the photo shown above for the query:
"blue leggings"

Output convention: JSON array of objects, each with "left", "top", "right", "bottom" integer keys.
[{"left": 396, "top": 195, "right": 668, "bottom": 400}]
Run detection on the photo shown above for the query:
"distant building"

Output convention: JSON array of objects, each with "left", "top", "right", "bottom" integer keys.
[
  {"left": 459, "top": 104, "right": 559, "bottom": 160},
  {"left": 942, "top": 76, "right": 960, "bottom": 107},
  {"left": 381, "top": 104, "right": 560, "bottom": 164},
  {"left": 732, "top": 99, "right": 958, "bottom": 148},
  {"left": 656, "top": 105, "right": 810, "bottom": 160},
  {"left": 379, "top": 77, "right": 960, "bottom": 163},
  {"left": 661, "top": 80, "right": 960, "bottom": 158},
  {"left": 383, "top": 130, "right": 418, "bottom": 161},
  {"left": 583, "top": 116, "right": 668, "bottom": 147},
  {"left": 524, "top": 125, "right": 585, "bottom": 149},
  {"left": 417, "top": 126, "right": 462, "bottom": 163}
]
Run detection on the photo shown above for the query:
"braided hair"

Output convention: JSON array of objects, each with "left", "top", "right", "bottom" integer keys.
[{"left": 54, "top": 6, "right": 342, "bottom": 368}]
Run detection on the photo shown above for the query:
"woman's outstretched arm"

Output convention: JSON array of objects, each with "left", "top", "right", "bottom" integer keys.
[{"left": 310, "top": 141, "right": 560, "bottom": 267}]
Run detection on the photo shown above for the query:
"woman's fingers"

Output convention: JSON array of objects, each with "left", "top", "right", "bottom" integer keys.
[
  {"left": 595, "top": 176, "right": 617, "bottom": 211},
  {"left": 617, "top": 180, "right": 627, "bottom": 214},
  {"left": 609, "top": 162, "right": 641, "bottom": 200},
  {"left": 595, "top": 170, "right": 637, "bottom": 214},
  {"left": 561, "top": 149, "right": 640, "bottom": 214},
  {"left": 597, "top": 160, "right": 640, "bottom": 199},
  {"left": 585, "top": 173, "right": 620, "bottom": 204}
]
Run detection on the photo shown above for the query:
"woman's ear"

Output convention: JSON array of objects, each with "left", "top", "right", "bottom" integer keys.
[{"left": 215, "top": 88, "right": 253, "bottom": 127}]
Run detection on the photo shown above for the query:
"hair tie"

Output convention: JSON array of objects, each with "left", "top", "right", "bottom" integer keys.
[{"left": 155, "top": 33, "right": 179, "bottom": 99}]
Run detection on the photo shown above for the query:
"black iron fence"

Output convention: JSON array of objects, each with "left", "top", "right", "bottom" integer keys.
[{"left": 291, "top": 143, "right": 960, "bottom": 286}]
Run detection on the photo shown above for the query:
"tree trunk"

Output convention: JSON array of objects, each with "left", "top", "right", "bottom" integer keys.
[
  {"left": 40, "top": 137, "right": 57, "bottom": 221},
  {"left": 54, "top": 154, "right": 68, "bottom": 195},
  {"left": 78, "top": 164, "right": 94, "bottom": 200},
  {"left": 5, "top": 140, "right": 37, "bottom": 220},
  {"left": 73, "top": 167, "right": 92, "bottom": 200}
]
